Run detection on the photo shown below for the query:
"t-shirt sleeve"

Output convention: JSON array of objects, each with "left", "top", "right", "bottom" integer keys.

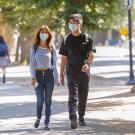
[
  {"left": 59, "top": 39, "right": 68, "bottom": 56},
  {"left": 87, "top": 36, "right": 94, "bottom": 52},
  {"left": 29, "top": 47, "right": 37, "bottom": 79}
]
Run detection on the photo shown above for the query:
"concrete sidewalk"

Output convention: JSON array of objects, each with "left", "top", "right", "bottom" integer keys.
[
  {"left": 0, "top": 46, "right": 135, "bottom": 135},
  {"left": 0, "top": 77, "right": 135, "bottom": 135}
]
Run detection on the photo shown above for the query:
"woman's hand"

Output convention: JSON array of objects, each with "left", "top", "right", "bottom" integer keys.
[{"left": 31, "top": 79, "right": 37, "bottom": 87}]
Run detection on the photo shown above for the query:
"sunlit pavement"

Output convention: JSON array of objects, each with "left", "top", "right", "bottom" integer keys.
[
  {"left": 0, "top": 46, "right": 135, "bottom": 135},
  {"left": 0, "top": 79, "right": 135, "bottom": 135}
]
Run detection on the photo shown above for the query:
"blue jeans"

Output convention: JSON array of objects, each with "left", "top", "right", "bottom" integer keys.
[{"left": 35, "top": 69, "right": 54, "bottom": 125}]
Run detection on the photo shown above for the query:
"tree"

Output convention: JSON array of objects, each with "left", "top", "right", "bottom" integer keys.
[
  {"left": 0, "top": 0, "right": 125, "bottom": 33},
  {"left": 39, "top": 0, "right": 125, "bottom": 31},
  {"left": 0, "top": 0, "right": 126, "bottom": 62}
]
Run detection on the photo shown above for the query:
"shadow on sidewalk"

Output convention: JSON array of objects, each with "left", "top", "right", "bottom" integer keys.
[
  {"left": 0, "top": 100, "right": 67, "bottom": 119},
  {"left": 1, "top": 118, "right": 135, "bottom": 135},
  {"left": 87, "top": 91, "right": 135, "bottom": 111},
  {"left": 89, "top": 91, "right": 135, "bottom": 101},
  {"left": 87, "top": 100, "right": 123, "bottom": 112}
]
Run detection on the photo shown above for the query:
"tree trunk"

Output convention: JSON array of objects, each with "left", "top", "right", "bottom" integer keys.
[
  {"left": 19, "top": 35, "right": 34, "bottom": 64},
  {"left": 15, "top": 37, "right": 20, "bottom": 62},
  {"left": 20, "top": 43, "right": 26, "bottom": 63}
]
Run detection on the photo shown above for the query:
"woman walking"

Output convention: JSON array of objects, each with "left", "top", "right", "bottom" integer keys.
[
  {"left": 30, "top": 25, "right": 60, "bottom": 130},
  {"left": 0, "top": 35, "right": 10, "bottom": 83}
]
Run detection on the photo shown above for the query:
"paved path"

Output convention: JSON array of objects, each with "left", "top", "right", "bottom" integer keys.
[
  {"left": 0, "top": 77, "right": 135, "bottom": 135},
  {"left": 0, "top": 46, "right": 135, "bottom": 135}
]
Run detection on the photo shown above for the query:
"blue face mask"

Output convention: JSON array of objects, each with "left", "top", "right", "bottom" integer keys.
[
  {"left": 69, "top": 23, "right": 77, "bottom": 32},
  {"left": 39, "top": 33, "right": 49, "bottom": 41}
]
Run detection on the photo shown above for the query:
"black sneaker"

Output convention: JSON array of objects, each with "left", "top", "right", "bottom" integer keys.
[
  {"left": 79, "top": 118, "right": 86, "bottom": 126},
  {"left": 34, "top": 119, "right": 40, "bottom": 128},
  {"left": 71, "top": 120, "right": 78, "bottom": 129},
  {"left": 44, "top": 124, "right": 50, "bottom": 130}
]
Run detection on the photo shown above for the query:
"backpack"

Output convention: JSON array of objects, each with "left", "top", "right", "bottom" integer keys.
[{"left": 0, "top": 43, "right": 8, "bottom": 56}]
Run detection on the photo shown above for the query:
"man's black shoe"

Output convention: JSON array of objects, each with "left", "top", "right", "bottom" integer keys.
[
  {"left": 44, "top": 124, "right": 50, "bottom": 130},
  {"left": 79, "top": 118, "right": 86, "bottom": 126},
  {"left": 71, "top": 120, "right": 78, "bottom": 129}
]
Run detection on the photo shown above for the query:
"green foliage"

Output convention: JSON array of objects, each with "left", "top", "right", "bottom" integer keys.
[
  {"left": 64, "top": 0, "right": 125, "bottom": 30},
  {"left": 0, "top": 0, "right": 126, "bottom": 35}
]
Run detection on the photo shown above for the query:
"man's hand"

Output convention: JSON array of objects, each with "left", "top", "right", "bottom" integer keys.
[
  {"left": 60, "top": 75, "right": 64, "bottom": 86},
  {"left": 56, "top": 80, "right": 60, "bottom": 86},
  {"left": 81, "top": 64, "right": 90, "bottom": 72},
  {"left": 60, "top": 55, "right": 67, "bottom": 86},
  {"left": 88, "top": 51, "right": 94, "bottom": 65}
]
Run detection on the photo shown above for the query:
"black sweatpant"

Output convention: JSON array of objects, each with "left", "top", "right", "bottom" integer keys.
[{"left": 66, "top": 71, "right": 89, "bottom": 120}]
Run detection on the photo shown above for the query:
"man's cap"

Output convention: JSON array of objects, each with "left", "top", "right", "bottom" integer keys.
[{"left": 69, "top": 14, "right": 83, "bottom": 25}]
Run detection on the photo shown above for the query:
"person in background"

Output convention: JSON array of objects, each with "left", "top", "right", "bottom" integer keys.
[
  {"left": 131, "top": 85, "right": 135, "bottom": 93},
  {"left": 59, "top": 14, "right": 95, "bottom": 129},
  {"left": 0, "top": 35, "right": 10, "bottom": 83},
  {"left": 30, "top": 25, "right": 60, "bottom": 130}
]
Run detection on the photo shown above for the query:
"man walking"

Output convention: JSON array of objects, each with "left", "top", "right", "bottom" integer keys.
[{"left": 59, "top": 14, "right": 95, "bottom": 129}]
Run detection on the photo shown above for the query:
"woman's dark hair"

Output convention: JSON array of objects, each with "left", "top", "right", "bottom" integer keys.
[
  {"left": 0, "top": 35, "right": 6, "bottom": 44},
  {"left": 34, "top": 25, "right": 52, "bottom": 48}
]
